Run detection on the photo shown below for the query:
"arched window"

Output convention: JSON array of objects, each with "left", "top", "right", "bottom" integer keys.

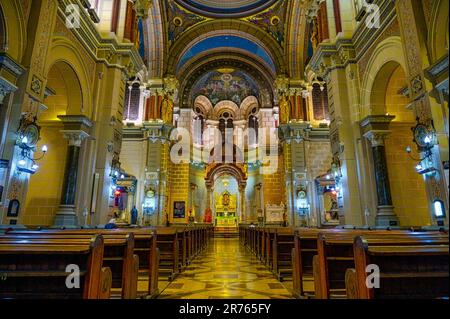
[
  {"left": 124, "top": 82, "right": 141, "bottom": 122},
  {"left": 248, "top": 113, "right": 259, "bottom": 144},
  {"left": 312, "top": 83, "right": 329, "bottom": 122}
]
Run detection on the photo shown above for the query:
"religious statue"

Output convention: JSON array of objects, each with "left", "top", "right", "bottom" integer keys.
[
  {"left": 279, "top": 94, "right": 291, "bottom": 124},
  {"left": 311, "top": 18, "right": 319, "bottom": 50},
  {"left": 204, "top": 207, "right": 212, "bottom": 223},
  {"left": 161, "top": 94, "right": 173, "bottom": 124}
]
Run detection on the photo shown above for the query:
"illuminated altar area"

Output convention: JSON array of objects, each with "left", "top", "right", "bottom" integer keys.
[{"left": 213, "top": 176, "right": 239, "bottom": 228}]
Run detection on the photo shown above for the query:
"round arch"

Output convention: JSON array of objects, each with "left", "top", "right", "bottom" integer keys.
[
  {"left": 360, "top": 37, "right": 408, "bottom": 119},
  {"left": 166, "top": 20, "right": 285, "bottom": 74},
  {"left": 179, "top": 57, "right": 274, "bottom": 109},
  {"left": 240, "top": 96, "right": 259, "bottom": 119},
  {"left": 286, "top": 0, "right": 308, "bottom": 78},
  {"left": 214, "top": 100, "right": 239, "bottom": 119},
  {"left": 428, "top": 0, "right": 449, "bottom": 63},
  {"left": 205, "top": 163, "right": 247, "bottom": 190},
  {"left": 45, "top": 38, "right": 93, "bottom": 119},
  {"left": 194, "top": 95, "right": 213, "bottom": 117},
  {"left": 0, "top": 0, "right": 26, "bottom": 61}
]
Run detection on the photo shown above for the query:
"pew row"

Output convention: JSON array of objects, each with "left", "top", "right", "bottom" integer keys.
[
  {"left": 0, "top": 235, "right": 112, "bottom": 299},
  {"left": 346, "top": 235, "right": 449, "bottom": 299}
]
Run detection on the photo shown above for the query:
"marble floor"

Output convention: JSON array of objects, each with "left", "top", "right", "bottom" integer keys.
[{"left": 157, "top": 238, "right": 293, "bottom": 299}]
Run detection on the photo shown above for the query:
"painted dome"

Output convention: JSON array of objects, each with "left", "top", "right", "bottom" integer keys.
[{"left": 175, "top": 0, "right": 277, "bottom": 17}]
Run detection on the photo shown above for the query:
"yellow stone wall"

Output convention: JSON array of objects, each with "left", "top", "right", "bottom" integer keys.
[
  {"left": 385, "top": 125, "right": 430, "bottom": 226},
  {"left": 168, "top": 162, "right": 190, "bottom": 223},
  {"left": 263, "top": 153, "right": 286, "bottom": 206},
  {"left": 22, "top": 125, "right": 67, "bottom": 225}
]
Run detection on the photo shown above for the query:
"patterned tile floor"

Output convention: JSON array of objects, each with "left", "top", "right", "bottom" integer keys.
[{"left": 157, "top": 238, "right": 293, "bottom": 299}]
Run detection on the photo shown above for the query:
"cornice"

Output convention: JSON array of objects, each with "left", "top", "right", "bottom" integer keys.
[
  {"left": 56, "top": 0, "right": 145, "bottom": 76},
  {"left": 306, "top": 0, "right": 397, "bottom": 78}
]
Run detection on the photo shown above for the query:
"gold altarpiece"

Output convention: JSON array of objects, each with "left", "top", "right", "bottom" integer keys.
[{"left": 214, "top": 191, "right": 238, "bottom": 227}]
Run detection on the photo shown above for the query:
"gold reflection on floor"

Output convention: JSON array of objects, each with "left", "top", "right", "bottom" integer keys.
[{"left": 157, "top": 238, "right": 293, "bottom": 299}]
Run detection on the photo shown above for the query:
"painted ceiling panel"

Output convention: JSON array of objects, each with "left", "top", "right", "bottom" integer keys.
[
  {"left": 175, "top": 0, "right": 277, "bottom": 17},
  {"left": 177, "top": 35, "right": 276, "bottom": 72}
]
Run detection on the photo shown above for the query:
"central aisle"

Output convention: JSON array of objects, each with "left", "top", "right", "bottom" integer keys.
[{"left": 158, "top": 238, "right": 292, "bottom": 299}]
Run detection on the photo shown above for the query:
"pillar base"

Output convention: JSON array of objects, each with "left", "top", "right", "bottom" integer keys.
[
  {"left": 375, "top": 205, "right": 399, "bottom": 227},
  {"left": 53, "top": 205, "right": 78, "bottom": 227}
]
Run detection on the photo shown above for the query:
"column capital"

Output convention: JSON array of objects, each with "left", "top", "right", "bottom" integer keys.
[
  {"left": 0, "top": 77, "right": 18, "bottom": 104},
  {"left": 363, "top": 130, "right": 391, "bottom": 147},
  {"left": 360, "top": 114, "right": 395, "bottom": 143},
  {"left": 61, "top": 130, "right": 90, "bottom": 147}
]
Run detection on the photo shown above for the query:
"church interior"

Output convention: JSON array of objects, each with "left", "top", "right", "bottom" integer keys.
[{"left": 0, "top": 0, "right": 449, "bottom": 301}]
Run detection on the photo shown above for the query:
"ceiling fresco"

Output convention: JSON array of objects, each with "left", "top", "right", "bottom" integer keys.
[
  {"left": 191, "top": 69, "right": 260, "bottom": 106},
  {"left": 174, "top": 0, "right": 278, "bottom": 18},
  {"left": 177, "top": 35, "right": 276, "bottom": 72}
]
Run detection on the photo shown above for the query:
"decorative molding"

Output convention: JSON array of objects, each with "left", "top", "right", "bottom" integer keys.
[
  {"left": 60, "top": 130, "right": 90, "bottom": 147},
  {"left": 0, "top": 77, "right": 18, "bottom": 104}
]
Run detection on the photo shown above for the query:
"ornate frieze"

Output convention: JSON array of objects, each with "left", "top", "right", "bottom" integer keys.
[{"left": 0, "top": 77, "right": 18, "bottom": 104}]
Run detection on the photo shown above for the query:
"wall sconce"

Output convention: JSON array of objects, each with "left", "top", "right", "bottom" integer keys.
[
  {"left": 433, "top": 199, "right": 446, "bottom": 219},
  {"left": 408, "top": 121, "right": 438, "bottom": 175},
  {"left": 16, "top": 117, "right": 48, "bottom": 174}
]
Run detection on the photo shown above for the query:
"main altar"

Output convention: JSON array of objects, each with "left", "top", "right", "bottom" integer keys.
[{"left": 214, "top": 191, "right": 238, "bottom": 228}]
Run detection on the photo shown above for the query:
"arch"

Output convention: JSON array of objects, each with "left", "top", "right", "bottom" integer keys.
[
  {"left": 0, "top": 6, "right": 6, "bottom": 52},
  {"left": 146, "top": 0, "right": 165, "bottom": 77},
  {"left": 45, "top": 38, "right": 93, "bottom": 119},
  {"left": 205, "top": 163, "right": 247, "bottom": 189},
  {"left": 0, "top": 0, "right": 26, "bottom": 61},
  {"left": 286, "top": 0, "right": 308, "bottom": 78},
  {"left": 177, "top": 34, "right": 276, "bottom": 73},
  {"left": 179, "top": 57, "right": 274, "bottom": 109},
  {"left": 369, "top": 61, "right": 411, "bottom": 120},
  {"left": 240, "top": 96, "right": 259, "bottom": 119},
  {"left": 214, "top": 100, "right": 239, "bottom": 119},
  {"left": 360, "top": 37, "right": 408, "bottom": 119},
  {"left": 166, "top": 20, "right": 285, "bottom": 74},
  {"left": 41, "top": 61, "right": 83, "bottom": 122},
  {"left": 194, "top": 95, "right": 213, "bottom": 117},
  {"left": 428, "top": 0, "right": 449, "bottom": 63}
]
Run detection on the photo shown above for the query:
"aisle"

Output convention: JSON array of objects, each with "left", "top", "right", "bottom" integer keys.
[{"left": 158, "top": 238, "right": 292, "bottom": 299}]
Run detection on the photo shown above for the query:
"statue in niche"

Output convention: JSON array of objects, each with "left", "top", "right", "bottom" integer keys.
[
  {"left": 279, "top": 94, "right": 291, "bottom": 124},
  {"left": 161, "top": 94, "right": 173, "bottom": 124},
  {"left": 311, "top": 18, "right": 319, "bottom": 50}
]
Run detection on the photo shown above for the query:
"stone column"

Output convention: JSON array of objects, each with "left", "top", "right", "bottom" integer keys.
[
  {"left": 239, "top": 185, "right": 246, "bottom": 222},
  {"left": 361, "top": 115, "right": 398, "bottom": 226},
  {"left": 54, "top": 130, "right": 90, "bottom": 226}
]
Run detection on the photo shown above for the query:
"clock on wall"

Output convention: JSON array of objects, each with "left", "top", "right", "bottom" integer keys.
[
  {"left": 146, "top": 189, "right": 155, "bottom": 198},
  {"left": 297, "top": 189, "right": 307, "bottom": 199},
  {"left": 21, "top": 123, "right": 40, "bottom": 148},
  {"left": 17, "top": 117, "right": 41, "bottom": 149},
  {"left": 412, "top": 123, "right": 435, "bottom": 150}
]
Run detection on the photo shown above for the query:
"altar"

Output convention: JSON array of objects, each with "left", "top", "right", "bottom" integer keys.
[{"left": 214, "top": 191, "right": 238, "bottom": 228}]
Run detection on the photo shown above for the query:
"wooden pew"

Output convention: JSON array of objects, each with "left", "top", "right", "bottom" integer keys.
[
  {"left": 346, "top": 235, "right": 449, "bottom": 299},
  {"left": 0, "top": 235, "right": 111, "bottom": 299},
  {"left": 314, "top": 231, "right": 449, "bottom": 299},
  {"left": 272, "top": 228, "right": 295, "bottom": 281},
  {"left": 292, "top": 227, "right": 448, "bottom": 299},
  {"left": 6, "top": 227, "right": 159, "bottom": 298},
  {"left": 0, "top": 233, "right": 138, "bottom": 299},
  {"left": 155, "top": 227, "right": 179, "bottom": 281}
]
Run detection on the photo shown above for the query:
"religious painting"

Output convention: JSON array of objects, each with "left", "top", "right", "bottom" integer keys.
[
  {"left": 173, "top": 201, "right": 186, "bottom": 218},
  {"left": 7, "top": 199, "right": 20, "bottom": 218},
  {"left": 192, "top": 70, "right": 259, "bottom": 106}
]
